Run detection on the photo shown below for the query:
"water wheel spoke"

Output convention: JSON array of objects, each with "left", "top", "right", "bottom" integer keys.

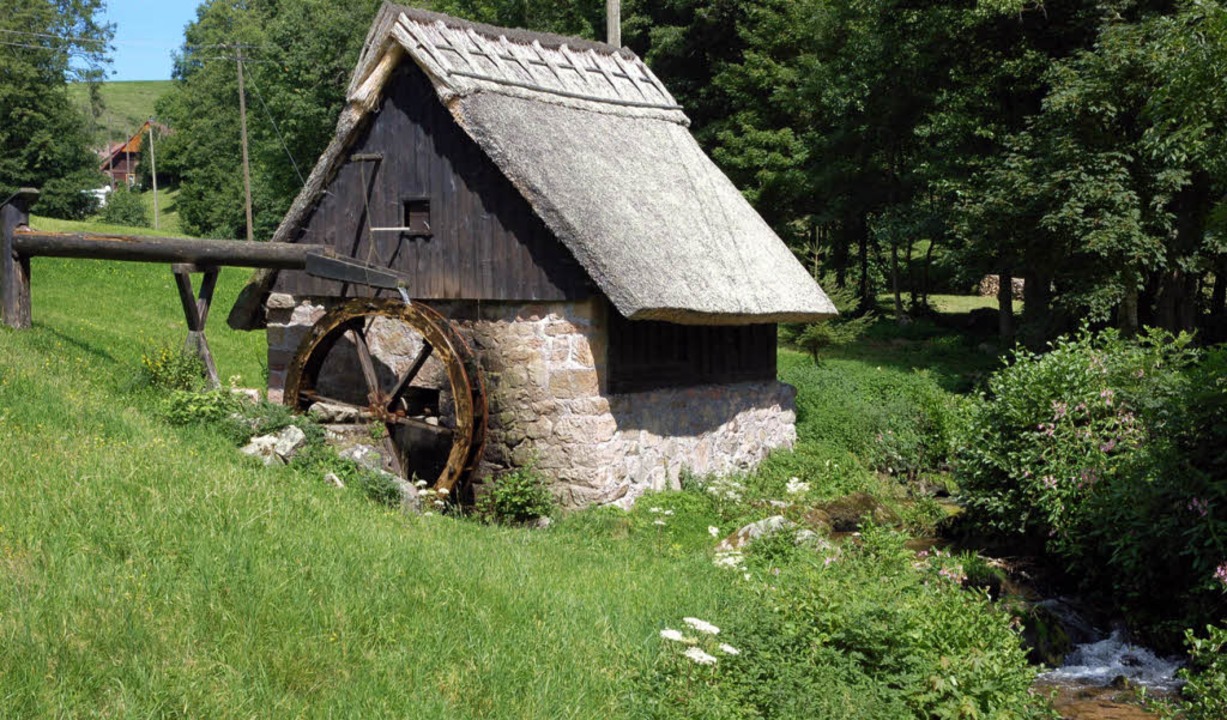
[
  {"left": 386, "top": 342, "right": 433, "bottom": 409},
  {"left": 387, "top": 414, "right": 454, "bottom": 437},
  {"left": 346, "top": 320, "right": 381, "bottom": 403},
  {"left": 380, "top": 429, "right": 406, "bottom": 478},
  {"left": 300, "top": 390, "right": 375, "bottom": 419}
]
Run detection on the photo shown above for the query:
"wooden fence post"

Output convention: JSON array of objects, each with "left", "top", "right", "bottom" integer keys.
[{"left": 1, "top": 188, "right": 37, "bottom": 329}]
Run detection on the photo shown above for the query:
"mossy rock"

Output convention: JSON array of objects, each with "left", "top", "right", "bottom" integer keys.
[
  {"left": 1018, "top": 603, "right": 1074, "bottom": 667},
  {"left": 814, "top": 492, "right": 899, "bottom": 532}
]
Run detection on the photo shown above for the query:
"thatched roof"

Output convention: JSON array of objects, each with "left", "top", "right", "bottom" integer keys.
[{"left": 229, "top": 3, "right": 834, "bottom": 328}]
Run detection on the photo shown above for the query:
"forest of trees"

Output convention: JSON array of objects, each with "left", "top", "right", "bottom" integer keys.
[{"left": 5, "top": 0, "right": 1227, "bottom": 347}]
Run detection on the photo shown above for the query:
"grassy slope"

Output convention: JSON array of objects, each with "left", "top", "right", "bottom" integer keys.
[
  {"left": 34, "top": 202, "right": 186, "bottom": 239},
  {"left": 138, "top": 187, "right": 184, "bottom": 236},
  {"left": 68, "top": 80, "right": 172, "bottom": 149},
  {"left": 0, "top": 256, "right": 730, "bottom": 716}
]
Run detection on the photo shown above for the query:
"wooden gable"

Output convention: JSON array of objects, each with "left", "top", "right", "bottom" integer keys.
[{"left": 273, "top": 62, "right": 591, "bottom": 301}]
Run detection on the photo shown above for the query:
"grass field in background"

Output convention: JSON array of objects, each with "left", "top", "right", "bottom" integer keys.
[
  {"left": 33, "top": 192, "right": 185, "bottom": 239},
  {"left": 68, "top": 80, "right": 173, "bottom": 149}
]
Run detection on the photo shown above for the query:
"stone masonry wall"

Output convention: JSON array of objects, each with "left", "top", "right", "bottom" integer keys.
[{"left": 264, "top": 294, "right": 798, "bottom": 508}]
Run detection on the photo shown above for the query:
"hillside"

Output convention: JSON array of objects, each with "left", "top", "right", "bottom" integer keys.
[{"left": 67, "top": 80, "right": 173, "bottom": 150}]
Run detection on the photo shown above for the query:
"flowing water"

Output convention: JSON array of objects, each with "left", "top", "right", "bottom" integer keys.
[
  {"left": 1042, "top": 630, "right": 1183, "bottom": 691},
  {"left": 1032, "top": 600, "right": 1183, "bottom": 719}
]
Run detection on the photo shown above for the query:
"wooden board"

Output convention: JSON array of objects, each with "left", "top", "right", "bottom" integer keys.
[{"left": 274, "top": 62, "right": 591, "bottom": 302}]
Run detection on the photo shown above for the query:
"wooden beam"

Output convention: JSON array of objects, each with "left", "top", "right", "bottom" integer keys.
[
  {"left": 12, "top": 231, "right": 329, "bottom": 268},
  {"left": 304, "top": 252, "right": 411, "bottom": 290},
  {"left": 173, "top": 265, "right": 222, "bottom": 388},
  {"left": 1, "top": 189, "right": 37, "bottom": 329}
]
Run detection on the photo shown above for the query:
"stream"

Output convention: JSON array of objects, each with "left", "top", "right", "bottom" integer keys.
[{"left": 1029, "top": 598, "right": 1183, "bottom": 719}]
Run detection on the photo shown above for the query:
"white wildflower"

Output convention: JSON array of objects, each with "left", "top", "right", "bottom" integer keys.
[
  {"left": 743, "top": 572, "right": 752, "bottom": 581},
  {"left": 718, "top": 643, "right": 740, "bottom": 656},
  {"left": 433, "top": 499, "right": 446, "bottom": 508},
  {"left": 659, "top": 628, "right": 685, "bottom": 642},
  {"left": 683, "top": 617, "right": 720, "bottom": 635},
  {"left": 649, "top": 507, "right": 662, "bottom": 514},
  {"left": 414, "top": 479, "right": 428, "bottom": 488},
  {"left": 708, "top": 526, "right": 720, "bottom": 538},
  {"left": 417, "top": 489, "right": 431, "bottom": 497},
  {"left": 683, "top": 647, "right": 718, "bottom": 666},
  {"left": 423, "top": 511, "right": 434, "bottom": 516},
  {"left": 653, "top": 519, "right": 667, "bottom": 527},
  {"left": 713, "top": 552, "right": 744, "bottom": 569},
  {"left": 436, "top": 487, "right": 449, "bottom": 495},
  {"left": 785, "top": 477, "right": 811, "bottom": 495},
  {"left": 663, "top": 509, "right": 674, "bottom": 516}
]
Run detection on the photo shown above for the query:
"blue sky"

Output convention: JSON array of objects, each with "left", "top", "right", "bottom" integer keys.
[{"left": 101, "top": 0, "right": 201, "bottom": 81}]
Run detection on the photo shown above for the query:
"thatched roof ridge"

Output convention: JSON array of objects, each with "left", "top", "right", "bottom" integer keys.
[{"left": 228, "top": 2, "right": 834, "bottom": 329}]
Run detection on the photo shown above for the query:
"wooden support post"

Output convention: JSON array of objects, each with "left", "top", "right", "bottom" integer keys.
[
  {"left": 1, "top": 189, "right": 37, "bottom": 329},
  {"left": 173, "top": 263, "right": 221, "bottom": 388}
]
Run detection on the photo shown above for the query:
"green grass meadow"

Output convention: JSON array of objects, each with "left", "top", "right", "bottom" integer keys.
[
  {"left": 0, "top": 256, "right": 733, "bottom": 716},
  {"left": 68, "top": 80, "right": 172, "bottom": 149}
]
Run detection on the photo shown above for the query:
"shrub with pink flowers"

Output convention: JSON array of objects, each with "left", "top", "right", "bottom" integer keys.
[{"left": 955, "top": 328, "right": 1226, "bottom": 646}]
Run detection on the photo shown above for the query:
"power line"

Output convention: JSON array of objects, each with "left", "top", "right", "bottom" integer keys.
[
  {"left": 0, "top": 39, "right": 100, "bottom": 57},
  {"left": 246, "top": 71, "right": 306, "bottom": 186},
  {"left": 0, "top": 29, "right": 277, "bottom": 53},
  {"left": 0, "top": 28, "right": 107, "bottom": 45}
]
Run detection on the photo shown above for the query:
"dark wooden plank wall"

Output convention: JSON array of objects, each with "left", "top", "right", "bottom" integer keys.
[
  {"left": 607, "top": 308, "right": 778, "bottom": 393},
  {"left": 274, "top": 62, "right": 590, "bottom": 301}
]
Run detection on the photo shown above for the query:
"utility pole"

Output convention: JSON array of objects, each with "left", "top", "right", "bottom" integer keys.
[
  {"left": 606, "top": 0, "right": 621, "bottom": 47},
  {"left": 148, "top": 120, "right": 159, "bottom": 230},
  {"left": 236, "top": 45, "right": 254, "bottom": 242}
]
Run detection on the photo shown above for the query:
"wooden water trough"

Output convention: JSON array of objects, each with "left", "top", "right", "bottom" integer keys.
[{"left": 1, "top": 188, "right": 488, "bottom": 496}]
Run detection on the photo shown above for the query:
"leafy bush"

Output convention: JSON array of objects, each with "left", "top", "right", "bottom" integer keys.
[
  {"left": 162, "top": 388, "right": 242, "bottom": 426},
  {"left": 1176, "top": 624, "right": 1227, "bottom": 720},
  {"left": 954, "top": 328, "right": 1225, "bottom": 644},
  {"left": 479, "top": 463, "right": 555, "bottom": 523},
  {"left": 753, "top": 441, "right": 878, "bottom": 500},
  {"left": 101, "top": 187, "right": 149, "bottom": 227},
  {"left": 140, "top": 341, "right": 205, "bottom": 391},
  {"left": 636, "top": 523, "right": 1048, "bottom": 719},
  {"left": 780, "top": 353, "right": 958, "bottom": 478}
]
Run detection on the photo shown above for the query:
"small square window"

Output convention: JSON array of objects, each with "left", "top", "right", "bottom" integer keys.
[{"left": 403, "top": 199, "right": 431, "bottom": 237}]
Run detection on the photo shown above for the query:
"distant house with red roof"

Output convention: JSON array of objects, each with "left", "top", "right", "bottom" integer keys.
[{"left": 98, "top": 120, "right": 169, "bottom": 187}]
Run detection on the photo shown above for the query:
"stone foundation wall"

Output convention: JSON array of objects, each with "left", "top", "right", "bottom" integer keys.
[{"left": 264, "top": 294, "right": 797, "bottom": 508}]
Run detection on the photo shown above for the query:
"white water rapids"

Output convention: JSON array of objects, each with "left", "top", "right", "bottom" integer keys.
[{"left": 1039, "top": 630, "right": 1184, "bottom": 691}]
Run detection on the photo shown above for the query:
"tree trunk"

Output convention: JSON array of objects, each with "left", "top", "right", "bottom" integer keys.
[
  {"left": 856, "top": 214, "right": 871, "bottom": 311},
  {"left": 1021, "top": 270, "right": 1051, "bottom": 349},
  {"left": 1211, "top": 265, "right": 1226, "bottom": 317},
  {"left": 921, "top": 238, "right": 935, "bottom": 307},
  {"left": 905, "top": 235, "right": 917, "bottom": 309},
  {"left": 832, "top": 220, "right": 850, "bottom": 288},
  {"left": 998, "top": 269, "right": 1015, "bottom": 343},
  {"left": 1118, "top": 281, "right": 1140, "bottom": 337},
  {"left": 1157, "top": 171, "right": 1214, "bottom": 333},
  {"left": 890, "top": 240, "right": 904, "bottom": 323},
  {"left": 1154, "top": 270, "right": 1186, "bottom": 333}
]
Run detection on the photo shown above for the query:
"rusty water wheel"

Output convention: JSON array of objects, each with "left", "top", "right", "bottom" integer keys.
[{"left": 284, "top": 298, "right": 487, "bottom": 503}]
